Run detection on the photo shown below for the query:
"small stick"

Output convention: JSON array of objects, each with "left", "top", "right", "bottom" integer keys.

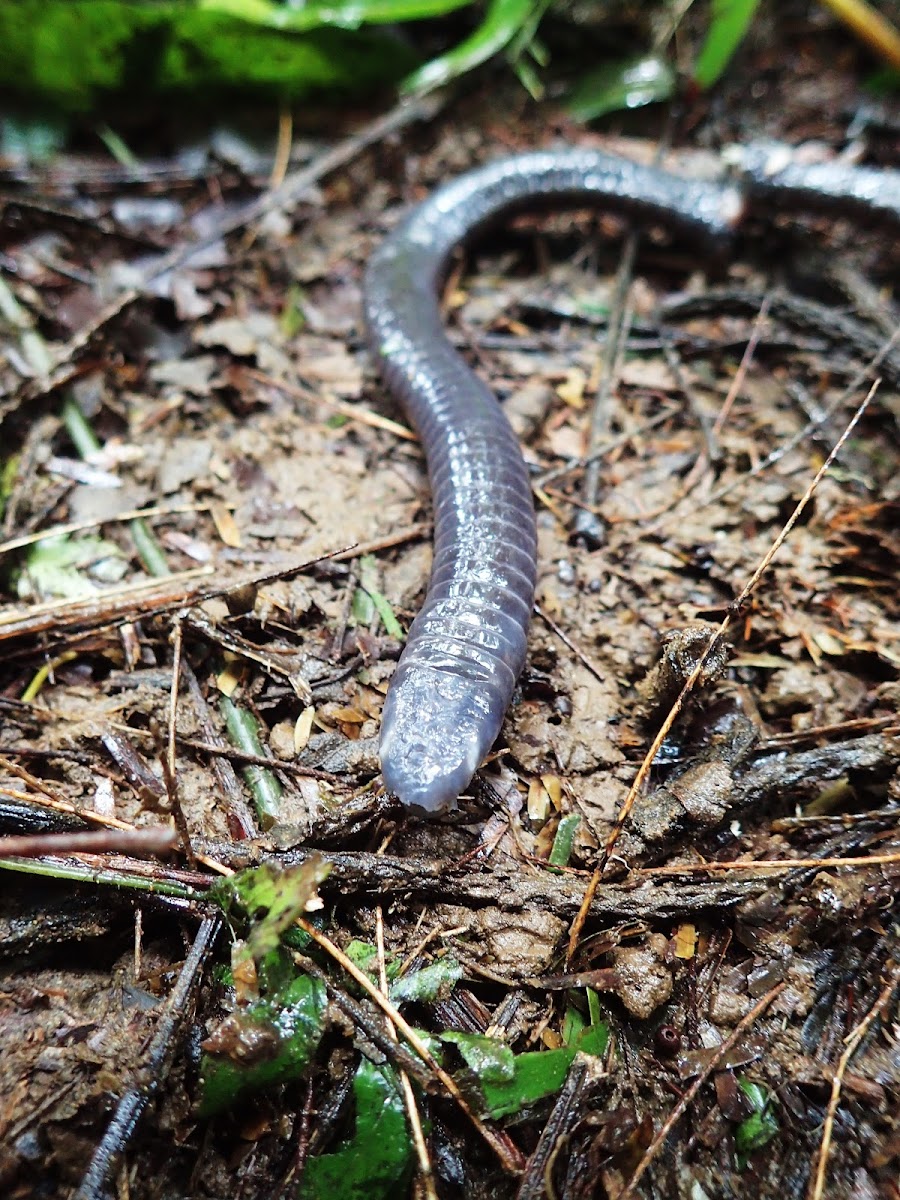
[
  {"left": 296, "top": 916, "right": 523, "bottom": 1175},
  {"left": 711, "top": 292, "right": 771, "bottom": 436},
  {"left": 639, "top": 850, "right": 900, "bottom": 875},
  {"left": 376, "top": 906, "right": 438, "bottom": 1200},
  {"left": 619, "top": 983, "right": 786, "bottom": 1198},
  {"left": 568, "top": 380, "right": 879, "bottom": 963},
  {"left": 0, "top": 826, "right": 177, "bottom": 858},
  {"left": 534, "top": 602, "right": 607, "bottom": 685},
  {"left": 807, "top": 965, "right": 897, "bottom": 1200}
]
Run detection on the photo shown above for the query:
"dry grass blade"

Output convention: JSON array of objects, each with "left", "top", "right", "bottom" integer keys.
[
  {"left": 640, "top": 851, "right": 900, "bottom": 875},
  {"left": 0, "top": 546, "right": 356, "bottom": 644},
  {"left": 0, "top": 502, "right": 234, "bottom": 559},
  {"left": 711, "top": 291, "right": 771, "bottom": 436},
  {"left": 0, "top": 757, "right": 137, "bottom": 831},
  {"left": 376, "top": 906, "right": 438, "bottom": 1200},
  {"left": 808, "top": 964, "right": 898, "bottom": 1200},
  {"left": 618, "top": 983, "right": 786, "bottom": 1198},
  {"left": 295, "top": 916, "right": 523, "bottom": 1175},
  {"left": 567, "top": 379, "right": 880, "bottom": 964},
  {"left": 687, "top": 323, "right": 900, "bottom": 514}
]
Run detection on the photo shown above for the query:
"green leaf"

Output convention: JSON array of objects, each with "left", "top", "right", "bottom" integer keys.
[
  {"left": 342, "top": 942, "right": 460, "bottom": 1002},
  {"left": 0, "top": 1, "right": 418, "bottom": 112},
  {"left": 199, "top": 972, "right": 327, "bottom": 1115},
  {"left": 478, "top": 1045, "right": 574, "bottom": 1118},
  {"left": 15, "top": 534, "right": 124, "bottom": 601},
  {"left": 560, "top": 992, "right": 606, "bottom": 1050},
  {"left": 344, "top": 939, "right": 381, "bottom": 976},
  {"left": 402, "top": 0, "right": 543, "bottom": 94},
  {"left": 575, "top": 1020, "right": 607, "bottom": 1057},
  {"left": 864, "top": 66, "right": 900, "bottom": 94},
  {"left": 350, "top": 582, "right": 375, "bottom": 626},
  {"left": 201, "top": 0, "right": 473, "bottom": 30},
  {"left": 211, "top": 857, "right": 331, "bottom": 964},
  {"left": 586, "top": 986, "right": 603, "bottom": 1029},
  {"left": 442, "top": 1023, "right": 609, "bottom": 1119},
  {"left": 0, "top": 455, "right": 19, "bottom": 526},
  {"left": 280, "top": 284, "right": 306, "bottom": 339},
  {"left": 548, "top": 812, "right": 580, "bottom": 867},
  {"left": 567, "top": 53, "right": 675, "bottom": 122},
  {"left": 299, "top": 1058, "right": 413, "bottom": 1200},
  {"left": 96, "top": 123, "right": 138, "bottom": 166},
  {"left": 442, "top": 1032, "right": 516, "bottom": 1083},
  {"left": 390, "top": 957, "right": 463, "bottom": 1004},
  {"left": 735, "top": 1076, "right": 779, "bottom": 1167},
  {"left": 220, "top": 694, "right": 283, "bottom": 829},
  {"left": 562, "top": 1000, "right": 587, "bottom": 1047},
  {"left": 693, "top": 0, "right": 762, "bottom": 90},
  {"left": 353, "top": 555, "right": 403, "bottom": 639}
]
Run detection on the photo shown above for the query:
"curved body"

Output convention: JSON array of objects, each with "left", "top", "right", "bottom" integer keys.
[
  {"left": 363, "top": 147, "right": 899, "bottom": 813},
  {"left": 363, "top": 150, "right": 742, "bottom": 811},
  {"left": 732, "top": 142, "right": 900, "bottom": 226}
]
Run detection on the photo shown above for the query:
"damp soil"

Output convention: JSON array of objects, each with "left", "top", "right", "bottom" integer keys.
[{"left": 0, "top": 13, "right": 898, "bottom": 1200}]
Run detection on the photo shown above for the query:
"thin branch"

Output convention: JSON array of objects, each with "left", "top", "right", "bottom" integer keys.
[
  {"left": 711, "top": 291, "right": 771, "bottom": 436},
  {"left": 74, "top": 915, "right": 222, "bottom": 1200},
  {"left": 602, "top": 380, "right": 878, "bottom": 869},
  {"left": 0, "top": 826, "right": 177, "bottom": 858},
  {"left": 639, "top": 851, "right": 900, "bottom": 875},
  {"left": 567, "top": 380, "right": 879, "bottom": 962},
  {"left": 619, "top": 983, "right": 786, "bottom": 1199},
  {"left": 295, "top": 916, "right": 523, "bottom": 1176},
  {"left": 808, "top": 964, "right": 897, "bottom": 1200},
  {"left": 376, "top": 906, "right": 438, "bottom": 1200}
]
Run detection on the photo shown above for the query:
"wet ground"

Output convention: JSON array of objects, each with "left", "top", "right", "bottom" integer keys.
[{"left": 0, "top": 10, "right": 898, "bottom": 1199}]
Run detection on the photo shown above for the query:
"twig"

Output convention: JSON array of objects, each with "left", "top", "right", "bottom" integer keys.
[
  {"left": 572, "top": 237, "right": 637, "bottom": 547},
  {"left": 0, "top": 758, "right": 138, "bottom": 831},
  {"left": 711, "top": 292, "right": 771, "bottom": 436},
  {"left": 619, "top": 983, "right": 786, "bottom": 1198},
  {"left": 270, "top": 108, "right": 293, "bottom": 192},
  {"left": 514, "top": 1058, "right": 593, "bottom": 1200},
  {"left": 660, "top": 339, "right": 719, "bottom": 464},
  {"left": 0, "top": 501, "right": 235, "bottom": 559},
  {"left": 376, "top": 906, "right": 438, "bottom": 1200},
  {"left": 74, "top": 914, "right": 222, "bottom": 1200},
  {"left": 670, "top": 323, "right": 900, "bottom": 516},
  {"left": 246, "top": 368, "right": 415, "bottom": 441},
  {"left": 0, "top": 826, "right": 177, "bottom": 858},
  {"left": 295, "top": 916, "right": 523, "bottom": 1175},
  {"left": 819, "top": 0, "right": 900, "bottom": 68},
  {"left": 639, "top": 851, "right": 900, "bottom": 875},
  {"left": 807, "top": 964, "right": 898, "bottom": 1200},
  {"left": 0, "top": 544, "right": 357, "bottom": 643},
  {"left": 179, "top": 661, "right": 257, "bottom": 839},
  {"left": 164, "top": 618, "right": 195, "bottom": 867},
  {"left": 534, "top": 602, "right": 607, "bottom": 685},
  {"left": 603, "top": 380, "right": 878, "bottom": 868},
  {"left": 178, "top": 738, "right": 340, "bottom": 782},
  {"left": 568, "top": 379, "right": 879, "bottom": 962}
]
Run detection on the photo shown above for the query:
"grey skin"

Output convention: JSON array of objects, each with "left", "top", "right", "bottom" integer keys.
[{"left": 363, "top": 146, "right": 899, "bottom": 813}]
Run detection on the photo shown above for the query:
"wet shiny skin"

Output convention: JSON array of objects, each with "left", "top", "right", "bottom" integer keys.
[{"left": 363, "top": 146, "right": 899, "bottom": 812}]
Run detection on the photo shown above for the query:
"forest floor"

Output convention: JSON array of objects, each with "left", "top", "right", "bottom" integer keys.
[{"left": 0, "top": 12, "right": 898, "bottom": 1200}]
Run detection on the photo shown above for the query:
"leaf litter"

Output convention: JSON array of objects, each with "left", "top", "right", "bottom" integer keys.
[{"left": 0, "top": 36, "right": 899, "bottom": 1200}]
